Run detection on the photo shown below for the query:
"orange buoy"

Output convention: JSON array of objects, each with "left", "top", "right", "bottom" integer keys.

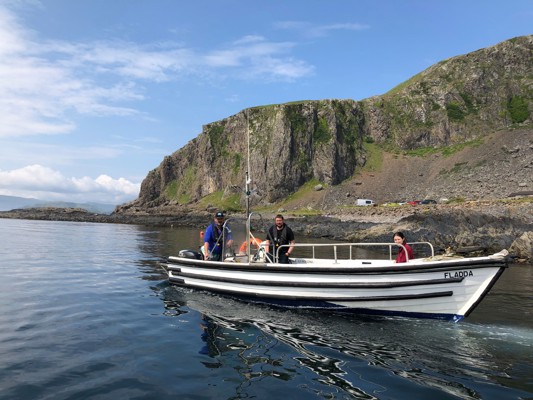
[{"left": 239, "top": 237, "right": 263, "bottom": 254}]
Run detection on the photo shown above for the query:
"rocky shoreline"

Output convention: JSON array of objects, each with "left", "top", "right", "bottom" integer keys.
[{"left": 1, "top": 199, "right": 532, "bottom": 262}]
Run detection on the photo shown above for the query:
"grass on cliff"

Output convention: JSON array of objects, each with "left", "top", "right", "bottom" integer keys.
[
  {"left": 269, "top": 178, "right": 324, "bottom": 216},
  {"left": 356, "top": 141, "right": 383, "bottom": 174},
  {"left": 406, "top": 137, "right": 484, "bottom": 157},
  {"left": 198, "top": 191, "right": 243, "bottom": 212},
  {"left": 164, "top": 180, "right": 192, "bottom": 204}
]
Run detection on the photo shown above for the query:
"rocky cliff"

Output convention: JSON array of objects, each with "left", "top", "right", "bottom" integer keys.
[
  {"left": 127, "top": 99, "right": 365, "bottom": 209},
  {"left": 117, "top": 35, "right": 532, "bottom": 214}
]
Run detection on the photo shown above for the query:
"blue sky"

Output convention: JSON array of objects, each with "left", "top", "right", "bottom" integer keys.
[{"left": 0, "top": 0, "right": 531, "bottom": 205}]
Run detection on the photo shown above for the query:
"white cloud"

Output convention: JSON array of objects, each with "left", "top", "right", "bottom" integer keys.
[
  {"left": 204, "top": 36, "right": 314, "bottom": 80},
  {"left": 273, "top": 20, "right": 370, "bottom": 38},
  {"left": 225, "top": 94, "right": 240, "bottom": 103},
  {"left": 63, "top": 40, "right": 195, "bottom": 82},
  {"left": 0, "top": 165, "right": 140, "bottom": 204},
  {"left": 248, "top": 57, "right": 314, "bottom": 80},
  {"left": 0, "top": 35, "right": 143, "bottom": 136},
  {"left": 0, "top": 7, "right": 182, "bottom": 138},
  {"left": 0, "top": 5, "right": 317, "bottom": 139},
  {"left": 233, "top": 35, "right": 266, "bottom": 45},
  {"left": 0, "top": 3, "right": 31, "bottom": 56}
]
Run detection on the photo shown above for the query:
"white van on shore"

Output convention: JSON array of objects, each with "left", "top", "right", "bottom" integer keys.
[{"left": 357, "top": 199, "right": 375, "bottom": 206}]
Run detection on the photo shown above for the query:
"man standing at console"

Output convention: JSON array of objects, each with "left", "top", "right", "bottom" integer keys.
[{"left": 265, "top": 214, "right": 295, "bottom": 264}]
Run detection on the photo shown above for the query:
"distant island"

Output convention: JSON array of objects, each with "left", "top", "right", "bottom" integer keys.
[{"left": 0, "top": 195, "right": 116, "bottom": 214}]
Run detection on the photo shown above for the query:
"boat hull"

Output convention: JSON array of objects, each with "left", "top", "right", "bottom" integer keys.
[{"left": 164, "top": 254, "right": 508, "bottom": 321}]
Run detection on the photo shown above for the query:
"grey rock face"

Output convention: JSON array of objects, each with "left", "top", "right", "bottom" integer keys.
[{"left": 120, "top": 36, "right": 531, "bottom": 213}]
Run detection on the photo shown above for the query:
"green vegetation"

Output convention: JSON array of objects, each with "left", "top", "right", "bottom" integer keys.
[
  {"left": 281, "top": 178, "right": 323, "bottom": 205},
  {"left": 507, "top": 95, "right": 530, "bottom": 123},
  {"left": 439, "top": 162, "right": 468, "bottom": 176},
  {"left": 446, "top": 197, "right": 466, "bottom": 204},
  {"left": 406, "top": 147, "right": 439, "bottom": 157},
  {"left": 332, "top": 100, "right": 361, "bottom": 145},
  {"left": 359, "top": 142, "right": 383, "bottom": 172},
  {"left": 509, "top": 197, "right": 533, "bottom": 204},
  {"left": 446, "top": 102, "right": 465, "bottom": 121},
  {"left": 178, "top": 193, "right": 192, "bottom": 204},
  {"left": 379, "top": 96, "right": 435, "bottom": 133},
  {"left": 460, "top": 92, "right": 476, "bottom": 113},
  {"left": 164, "top": 180, "right": 178, "bottom": 199},
  {"left": 164, "top": 166, "right": 197, "bottom": 204},
  {"left": 232, "top": 153, "right": 242, "bottom": 176},
  {"left": 295, "top": 148, "right": 308, "bottom": 168},
  {"left": 164, "top": 180, "right": 191, "bottom": 204},
  {"left": 284, "top": 100, "right": 312, "bottom": 106},
  {"left": 441, "top": 138, "right": 483, "bottom": 156},
  {"left": 407, "top": 138, "right": 484, "bottom": 158},
  {"left": 270, "top": 178, "right": 326, "bottom": 216},
  {"left": 206, "top": 123, "right": 229, "bottom": 157},
  {"left": 313, "top": 117, "right": 331, "bottom": 144},
  {"left": 288, "top": 208, "right": 323, "bottom": 216},
  {"left": 285, "top": 105, "right": 307, "bottom": 135},
  {"left": 386, "top": 71, "right": 425, "bottom": 96},
  {"left": 198, "top": 190, "right": 243, "bottom": 212}
]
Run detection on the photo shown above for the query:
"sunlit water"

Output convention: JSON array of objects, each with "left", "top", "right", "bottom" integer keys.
[{"left": 0, "top": 218, "right": 531, "bottom": 399}]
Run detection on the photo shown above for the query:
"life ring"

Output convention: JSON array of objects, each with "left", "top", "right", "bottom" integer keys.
[{"left": 239, "top": 237, "right": 263, "bottom": 254}]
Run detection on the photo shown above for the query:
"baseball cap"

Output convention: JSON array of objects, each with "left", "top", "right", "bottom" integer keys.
[{"left": 215, "top": 211, "right": 225, "bottom": 218}]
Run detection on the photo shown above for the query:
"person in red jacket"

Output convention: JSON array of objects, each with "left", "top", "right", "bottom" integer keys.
[{"left": 393, "top": 231, "right": 414, "bottom": 263}]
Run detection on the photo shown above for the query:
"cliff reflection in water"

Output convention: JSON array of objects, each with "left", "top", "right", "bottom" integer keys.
[{"left": 158, "top": 283, "right": 533, "bottom": 399}]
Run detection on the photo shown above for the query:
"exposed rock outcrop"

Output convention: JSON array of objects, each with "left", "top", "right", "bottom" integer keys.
[
  {"left": 510, "top": 231, "right": 533, "bottom": 262},
  {"left": 118, "top": 35, "right": 532, "bottom": 214}
]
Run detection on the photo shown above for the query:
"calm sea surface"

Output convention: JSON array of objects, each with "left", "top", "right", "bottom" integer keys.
[{"left": 0, "top": 218, "right": 531, "bottom": 400}]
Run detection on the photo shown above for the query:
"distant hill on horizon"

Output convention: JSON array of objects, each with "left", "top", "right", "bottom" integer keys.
[{"left": 0, "top": 195, "right": 116, "bottom": 214}]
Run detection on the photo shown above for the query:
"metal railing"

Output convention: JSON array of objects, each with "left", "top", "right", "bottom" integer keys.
[
  {"left": 275, "top": 241, "right": 434, "bottom": 264},
  {"left": 243, "top": 213, "right": 434, "bottom": 264}
]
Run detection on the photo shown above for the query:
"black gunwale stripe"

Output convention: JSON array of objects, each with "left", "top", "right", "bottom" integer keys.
[
  {"left": 171, "top": 279, "right": 454, "bottom": 302},
  {"left": 171, "top": 271, "right": 464, "bottom": 288}
]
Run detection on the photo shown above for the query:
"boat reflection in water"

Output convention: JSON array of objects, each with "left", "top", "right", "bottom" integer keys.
[{"left": 158, "top": 282, "right": 532, "bottom": 399}]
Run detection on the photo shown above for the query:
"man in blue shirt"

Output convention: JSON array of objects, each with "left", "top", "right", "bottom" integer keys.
[{"left": 203, "top": 211, "right": 233, "bottom": 261}]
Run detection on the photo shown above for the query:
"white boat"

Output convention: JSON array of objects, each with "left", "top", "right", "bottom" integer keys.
[
  {"left": 163, "top": 214, "right": 508, "bottom": 321},
  {"left": 163, "top": 126, "right": 508, "bottom": 321}
]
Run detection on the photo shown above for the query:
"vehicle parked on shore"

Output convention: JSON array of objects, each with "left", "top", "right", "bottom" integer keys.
[{"left": 357, "top": 199, "right": 375, "bottom": 206}]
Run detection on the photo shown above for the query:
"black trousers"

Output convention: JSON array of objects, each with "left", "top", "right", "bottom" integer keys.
[{"left": 270, "top": 248, "right": 290, "bottom": 264}]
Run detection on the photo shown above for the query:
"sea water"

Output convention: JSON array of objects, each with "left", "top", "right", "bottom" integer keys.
[{"left": 0, "top": 218, "right": 531, "bottom": 399}]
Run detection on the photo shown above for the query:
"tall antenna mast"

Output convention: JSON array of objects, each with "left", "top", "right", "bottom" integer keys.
[
  {"left": 245, "top": 110, "right": 251, "bottom": 218},
  {"left": 244, "top": 110, "right": 252, "bottom": 259}
]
